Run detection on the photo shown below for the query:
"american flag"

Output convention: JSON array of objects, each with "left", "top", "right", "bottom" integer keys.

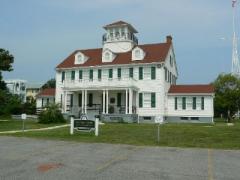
[{"left": 232, "top": 0, "right": 237, "bottom": 8}]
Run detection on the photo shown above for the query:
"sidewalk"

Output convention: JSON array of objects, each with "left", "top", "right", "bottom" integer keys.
[{"left": 0, "top": 124, "right": 69, "bottom": 134}]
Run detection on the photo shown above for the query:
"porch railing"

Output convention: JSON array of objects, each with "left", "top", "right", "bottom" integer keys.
[{"left": 62, "top": 77, "right": 137, "bottom": 89}]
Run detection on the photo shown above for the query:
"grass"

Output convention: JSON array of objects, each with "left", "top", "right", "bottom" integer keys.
[
  {"left": 1, "top": 119, "right": 240, "bottom": 149},
  {"left": 0, "top": 118, "right": 66, "bottom": 132}
]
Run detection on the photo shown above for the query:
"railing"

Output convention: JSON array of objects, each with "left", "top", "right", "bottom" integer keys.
[
  {"left": 102, "top": 33, "right": 138, "bottom": 44},
  {"left": 63, "top": 77, "right": 138, "bottom": 89}
]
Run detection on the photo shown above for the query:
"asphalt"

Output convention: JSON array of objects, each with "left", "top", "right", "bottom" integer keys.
[{"left": 0, "top": 136, "right": 239, "bottom": 180}]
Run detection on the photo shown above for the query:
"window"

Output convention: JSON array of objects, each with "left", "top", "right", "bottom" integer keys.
[
  {"left": 182, "top": 97, "right": 186, "bottom": 110},
  {"left": 89, "top": 69, "right": 93, "bottom": 80},
  {"left": 109, "top": 69, "right": 113, "bottom": 78},
  {"left": 135, "top": 50, "right": 141, "bottom": 59},
  {"left": 143, "top": 116, "right": 152, "bottom": 120},
  {"left": 170, "top": 55, "right": 173, "bottom": 67},
  {"left": 129, "top": 68, "right": 133, "bottom": 78},
  {"left": 191, "top": 117, "right": 199, "bottom": 120},
  {"left": 98, "top": 69, "right": 102, "bottom": 80},
  {"left": 117, "top": 68, "right": 121, "bottom": 78},
  {"left": 193, "top": 97, "right": 196, "bottom": 110},
  {"left": 78, "top": 54, "right": 83, "bottom": 63},
  {"left": 151, "top": 93, "right": 156, "bottom": 108},
  {"left": 144, "top": 93, "right": 151, "bottom": 108},
  {"left": 139, "top": 93, "right": 143, "bottom": 108},
  {"left": 180, "top": 117, "right": 188, "bottom": 120},
  {"left": 201, "top": 97, "right": 205, "bottom": 110},
  {"left": 144, "top": 67, "right": 151, "bottom": 80},
  {"left": 117, "top": 93, "right": 121, "bottom": 107},
  {"left": 79, "top": 70, "right": 83, "bottom": 80},
  {"left": 105, "top": 52, "right": 110, "bottom": 61},
  {"left": 47, "top": 98, "right": 49, "bottom": 105},
  {"left": 151, "top": 67, "right": 156, "bottom": 80},
  {"left": 169, "top": 72, "right": 172, "bottom": 84},
  {"left": 175, "top": 97, "right": 178, "bottom": 110},
  {"left": 71, "top": 71, "right": 75, "bottom": 80},
  {"left": 88, "top": 93, "right": 93, "bottom": 107},
  {"left": 61, "top": 71, "right": 65, "bottom": 82},
  {"left": 139, "top": 67, "right": 143, "bottom": 80},
  {"left": 78, "top": 94, "right": 82, "bottom": 107}
]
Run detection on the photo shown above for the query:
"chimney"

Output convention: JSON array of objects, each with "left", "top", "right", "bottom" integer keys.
[{"left": 166, "top": 35, "right": 172, "bottom": 43}]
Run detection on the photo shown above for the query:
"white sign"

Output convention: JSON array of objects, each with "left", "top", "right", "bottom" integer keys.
[
  {"left": 155, "top": 116, "right": 164, "bottom": 124},
  {"left": 21, "top": 114, "right": 27, "bottom": 120}
]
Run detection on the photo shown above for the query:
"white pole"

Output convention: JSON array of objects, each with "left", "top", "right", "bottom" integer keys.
[
  {"left": 106, "top": 89, "right": 109, "bottom": 114},
  {"left": 70, "top": 117, "right": 74, "bottom": 135},
  {"left": 103, "top": 90, "right": 106, "bottom": 114},
  {"left": 95, "top": 117, "right": 99, "bottom": 136},
  {"left": 125, "top": 89, "right": 128, "bottom": 114},
  {"left": 129, "top": 88, "right": 133, "bottom": 114}
]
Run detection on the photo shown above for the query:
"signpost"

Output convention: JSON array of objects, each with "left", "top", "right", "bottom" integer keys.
[
  {"left": 155, "top": 116, "right": 164, "bottom": 143},
  {"left": 21, "top": 113, "right": 27, "bottom": 132}
]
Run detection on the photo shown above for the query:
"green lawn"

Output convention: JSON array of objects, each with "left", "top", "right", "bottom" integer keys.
[
  {"left": 1, "top": 119, "right": 240, "bottom": 149},
  {"left": 0, "top": 119, "right": 65, "bottom": 132}
]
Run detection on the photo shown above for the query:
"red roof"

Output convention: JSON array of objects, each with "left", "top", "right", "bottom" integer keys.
[
  {"left": 168, "top": 85, "right": 214, "bottom": 94},
  {"left": 56, "top": 42, "right": 172, "bottom": 69},
  {"left": 37, "top": 88, "right": 55, "bottom": 97}
]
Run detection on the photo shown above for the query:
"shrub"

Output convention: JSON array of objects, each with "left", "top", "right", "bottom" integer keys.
[{"left": 38, "top": 103, "right": 65, "bottom": 124}]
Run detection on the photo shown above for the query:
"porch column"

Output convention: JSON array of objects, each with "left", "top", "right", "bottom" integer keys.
[
  {"left": 103, "top": 90, "right": 106, "bottom": 114},
  {"left": 129, "top": 88, "right": 133, "bottom": 114},
  {"left": 106, "top": 89, "right": 109, "bottom": 114},
  {"left": 136, "top": 91, "right": 139, "bottom": 114},
  {"left": 81, "top": 90, "right": 84, "bottom": 114},
  {"left": 85, "top": 90, "right": 87, "bottom": 114},
  {"left": 125, "top": 89, "right": 128, "bottom": 114}
]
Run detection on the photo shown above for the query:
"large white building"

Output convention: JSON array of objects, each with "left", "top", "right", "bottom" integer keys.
[
  {"left": 5, "top": 79, "right": 27, "bottom": 103},
  {"left": 55, "top": 21, "right": 214, "bottom": 123}
]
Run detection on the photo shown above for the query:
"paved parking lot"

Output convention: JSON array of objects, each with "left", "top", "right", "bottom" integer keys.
[{"left": 0, "top": 136, "right": 239, "bottom": 180}]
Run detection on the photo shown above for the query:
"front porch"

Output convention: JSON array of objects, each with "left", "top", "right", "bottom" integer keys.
[{"left": 61, "top": 88, "right": 138, "bottom": 122}]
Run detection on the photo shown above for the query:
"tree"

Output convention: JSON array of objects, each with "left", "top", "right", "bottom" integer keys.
[
  {"left": 42, "top": 78, "right": 56, "bottom": 89},
  {"left": 38, "top": 103, "right": 65, "bottom": 124},
  {"left": 213, "top": 73, "right": 240, "bottom": 121},
  {"left": 0, "top": 49, "right": 14, "bottom": 90}
]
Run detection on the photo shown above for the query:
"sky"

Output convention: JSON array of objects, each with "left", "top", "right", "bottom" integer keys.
[{"left": 0, "top": 0, "right": 236, "bottom": 84}]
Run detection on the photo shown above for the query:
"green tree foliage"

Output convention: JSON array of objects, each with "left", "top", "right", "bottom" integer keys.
[
  {"left": 42, "top": 78, "right": 56, "bottom": 89},
  {"left": 213, "top": 73, "right": 240, "bottom": 121},
  {"left": 38, "top": 103, "right": 65, "bottom": 124},
  {"left": 0, "top": 49, "right": 14, "bottom": 90}
]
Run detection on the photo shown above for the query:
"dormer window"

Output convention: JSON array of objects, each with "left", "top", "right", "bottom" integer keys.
[
  {"left": 74, "top": 52, "right": 88, "bottom": 64},
  {"left": 102, "top": 49, "right": 116, "bottom": 63},
  {"left": 132, "top": 47, "right": 145, "bottom": 61}
]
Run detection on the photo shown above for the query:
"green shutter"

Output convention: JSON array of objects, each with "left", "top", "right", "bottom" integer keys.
[
  {"left": 129, "top": 68, "right": 133, "bottom": 78},
  {"left": 193, "top": 97, "right": 196, "bottom": 110},
  {"left": 117, "top": 93, "right": 121, "bottom": 107},
  {"left": 182, "top": 97, "right": 186, "bottom": 110},
  {"left": 164, "top": 68, "right": 167, "bottom": 81},
  {"left": 70, "top": 94, "right": 73, "bottom": 107},
  {"left": 78, "top": 94, "right": 82, "bottom": 107},
  {"left": 88, "top": 93, "right": 93, "bottom": 107},
  {"left": 175, "top": 97, "right": 178, "bottom": 110},
  {"left": 71, "top": 71, "right": 75, "bottom": 80},
  {"left": 109, "top": 69, "right": 113, "bottom": 78},
  {"left": 89, "top": 69, "right": 93, "bottom": 80},
  {"left": 139, "top": 93, "right": 143, "bottom": 108},
  {"left": 139, "top": 67, "right": 143, "bottom": 80},
  {"left": 98, "top": 69, "right": 102, "bottom": 79},
  {"left": 118, "top": 68, "right": 121, "bottom": 78},
  {"left": 201, "top": 97, "right": 204, "bottom": 110},
  {"left": 151, "top": 67, "right": 156, "bottom": 79},
  {"left": 151, "top": 93, "right": 156, "bottom": 108},
  {"left": 79, "top": 70, "right": 82, "bottom": 80},
  {"left": 62, "top": 71, "right": 65, "bottom": 82}
]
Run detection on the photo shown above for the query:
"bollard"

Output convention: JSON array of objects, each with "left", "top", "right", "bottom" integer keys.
[
  {"left": 95, "top": 117, "right": 99, "bottom": 136},
  {"left": 21, "top": 114, "right": 26, "bottom": 132},
  {"left": 70, "top": 117, "right": 74, "bottom": 135}
]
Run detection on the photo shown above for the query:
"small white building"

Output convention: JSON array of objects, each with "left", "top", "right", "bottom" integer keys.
[
  {"left": 5, "top": 79, "right": 27, "bottom": 103},
  {"left": 36, "top": 88, "right": 55, "bottom": 114},
  {"left": 55, "top": 21, "right": 214, "bottom": 123}
]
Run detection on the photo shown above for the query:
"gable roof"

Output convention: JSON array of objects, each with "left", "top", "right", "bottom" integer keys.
[
  {"left": 37, "top": 88, "right": 55, "bottom": 97},
  {"left": 56, "top": 42, "right": 172, "bottom": 69},
  {"left": 168, "top": 85, "right": 214, "bottom": 94},
  {"left": 103, "top": 21, "right": 138, "bottom": 33}
]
